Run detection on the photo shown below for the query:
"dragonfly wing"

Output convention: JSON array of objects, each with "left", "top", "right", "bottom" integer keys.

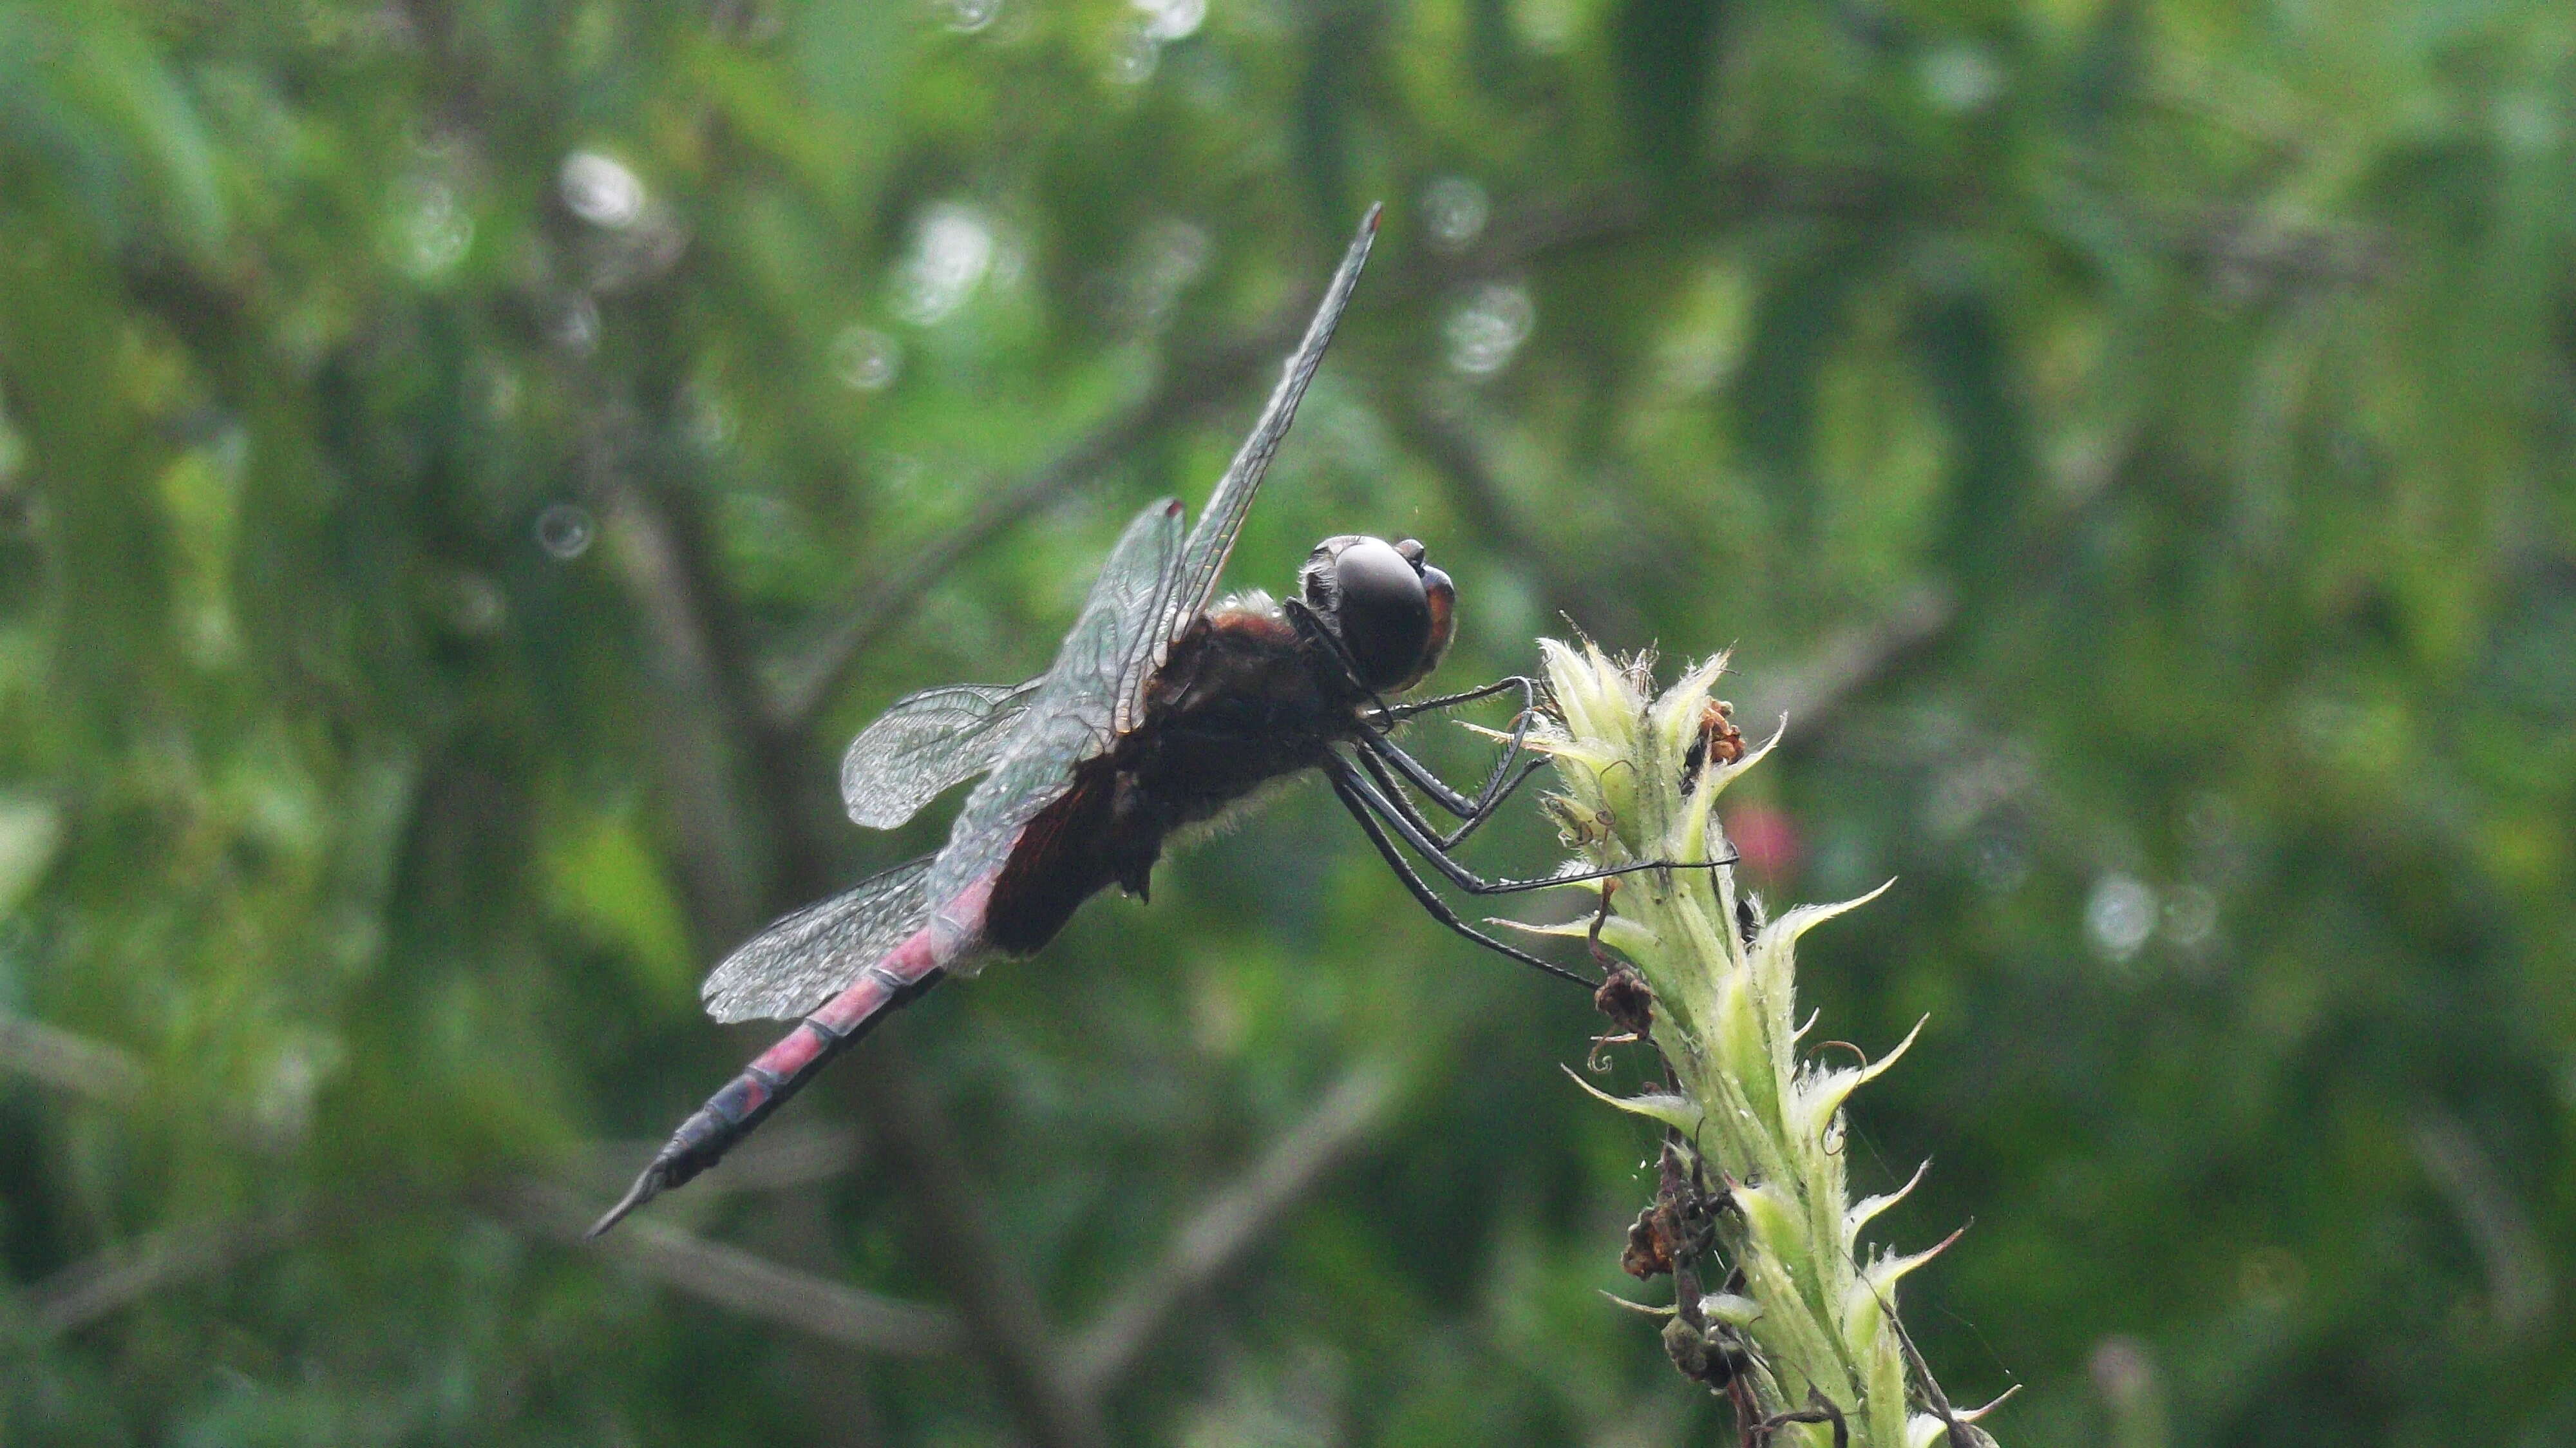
[
  {"left": 1133, "top": 206, "right": 1381, "bottom": 729},
  {"left": 701, "top": 855, "right": 938, "bottom": 1023},
  {"left": 840, "top": 680, "right": 1043, "bottom": 828},
  {"left": 925, "top": 498, "right": 1186, "bottom": 919}
]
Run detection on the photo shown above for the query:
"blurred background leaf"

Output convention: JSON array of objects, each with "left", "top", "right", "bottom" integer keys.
[{"left": 3, "top": 0, "right": 2573, "bottom": 1443}]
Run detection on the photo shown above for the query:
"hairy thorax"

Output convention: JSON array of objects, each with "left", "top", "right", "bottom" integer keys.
[
  {"left": 1120, "top": 604, "right": 1363, "bottom": 809},
  {"left": 982, "top": 601, "right": 1366, "bottom": 955}
]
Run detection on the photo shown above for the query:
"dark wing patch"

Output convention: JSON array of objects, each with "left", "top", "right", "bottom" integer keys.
[
  {"left": 701, "top": 856, "right": 937, "bottom": 1023},
  {"left": 983, "top": 762, "right": 1121, "bottom": 956},
  {"left": 923, "top": 500, "right": 1184, "bottom": 919}
]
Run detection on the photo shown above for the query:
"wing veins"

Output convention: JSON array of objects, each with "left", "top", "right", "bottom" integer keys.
[
  {"left": 1150, "top": 207, "right": 1383, "bottom": 685},
  {"left": 923, "top": 500, "right": 1184, "bottom": 920},
  {"left": 701, "top": 855, "right": 938, "bottom": 1022},
  {"left": 840, "top": 680, "right": 1043, "bottom": 828}
]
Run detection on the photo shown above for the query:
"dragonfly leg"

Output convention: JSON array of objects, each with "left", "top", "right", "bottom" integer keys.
[
  {"left": 1329, "top": 754, "right": 1732, "bottom": 897},
  {"left": 1325, "top": 765, "right": 1596, "bottom": 987},
  {"left": 1371, "top": 673, "right": 1537, "bottom": 725},
  {"left": 1356, "top": 675, "right": 1542, "bottom": 846},
  {"left": 1354, "top": 742, "right": 1545, "bottom": 853}
]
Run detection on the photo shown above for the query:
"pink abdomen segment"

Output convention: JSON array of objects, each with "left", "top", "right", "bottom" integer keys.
[{"left": 588, "top": 881, "right": 991, "bottom": 1236}]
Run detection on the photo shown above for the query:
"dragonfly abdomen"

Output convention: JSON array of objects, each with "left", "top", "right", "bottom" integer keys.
[{"left": 588, "top": 919, "right": 950, "bottom": 1236}]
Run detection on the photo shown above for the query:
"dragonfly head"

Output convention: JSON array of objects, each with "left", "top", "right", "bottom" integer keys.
[{"left": 1299, "top": 535, "right": 1456, "bottom": 694}]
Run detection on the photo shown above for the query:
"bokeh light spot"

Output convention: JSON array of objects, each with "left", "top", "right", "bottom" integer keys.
[
  {"left": 1421, "top": 175, "right": 1488, "bottom": 249},
  {"left": 536, "top": 503, "right": 596, "bottom": 560},
  {"left": 893, "top": 204, "right": 996, "bottom": 325},
  {"left": 560, "top": 151, "right": 645, "bottom": 229},
  {"left": 2085, "top": 873, "right": 2157, "bottom": 960},
  {"left": 833, "top": 327, "right": 903, "bottom": 390},
  {"left": 1444, "top": 283, "right": 1535, "bottom": 375}
]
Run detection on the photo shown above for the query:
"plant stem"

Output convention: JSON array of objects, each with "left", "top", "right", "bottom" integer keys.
[{"left": 1520, "top": 641, "right": 2003, "bottom": 1448}]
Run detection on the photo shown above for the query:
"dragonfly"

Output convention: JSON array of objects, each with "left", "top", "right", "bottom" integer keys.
[{"left": 592, "top": 206, "right": 1702, "bottom": 1235}]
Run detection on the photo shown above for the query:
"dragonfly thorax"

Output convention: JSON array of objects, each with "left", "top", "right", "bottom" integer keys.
[{"left": 1297, "top": 535, "right": 1456, "bottom": 694}]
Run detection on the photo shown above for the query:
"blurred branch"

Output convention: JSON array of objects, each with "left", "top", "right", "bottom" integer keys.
[
  {"left": 2411, "top": 1109, "right": 2554, "bottom": 1338},
  {"left": 1388, "top": 397, "right": 1646, "bottom": 641},
  {"left": 844, "top": 1045, "right": 1109, "bottom": 1447},
  {"left": 0, "top": 1013, "right": 916, "bottom": 1351},
  {"left": 27, "top": 1210, "right": 303, "bottom": 1336},
  {"left": 764, "top": 323, "right": 1298, "bottom": 733},
  {"left": 0, "top": 1013, "right": 144, "bottom": 1101},
  {"left": 507, "top": 1179, "right": 964, "bottom": 1358},
  {"left": 1723, "top": 421, "right": 2133, "bottom": 740},
  {"left": 1399, "top": 182, "right": 1653, "bottom": 289},
  {"left": 590, "top": 406, "right": 770, "bottom": 945},
  {"left": 534, "top": 1062, "right": 1396, "bottom": 1391},
  {"left": 761, "top": 166, "right": 1906, "bottom": 737},
  {"left": 1422, "top": 166, "right": 1884, "bottom": 290},
  {"left": 1738, "top": 584, "right": 1956, "bottom": 734},
  {"left": 1065, "top": 1059, "right": 1402, "bottom": 1398},
  {"left": 1744, "top": 420, "right": 2141, "bottom": 739}
]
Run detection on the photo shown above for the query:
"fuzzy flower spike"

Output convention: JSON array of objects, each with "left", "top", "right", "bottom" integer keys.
[{"left": 1513, "top": 640, "right": 2006, "bottom": 1448}]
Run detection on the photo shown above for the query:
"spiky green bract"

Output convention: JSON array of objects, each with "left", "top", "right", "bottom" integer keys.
[{"left": 1525, "top": 641, "right": 1987, "bottom": 1448}]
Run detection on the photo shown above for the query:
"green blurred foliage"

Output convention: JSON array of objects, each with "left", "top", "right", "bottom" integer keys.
[{"left": 3, "top": 0, "right": 2573, "bottom": 1443}]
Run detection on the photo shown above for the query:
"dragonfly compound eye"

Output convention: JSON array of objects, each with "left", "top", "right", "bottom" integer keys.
[
  {"left": 1332, "top": 535, "right": 1432, "bottom": 692},
  {"left": 1417, "top": 563, "right": 1455, "bottom": 681}
]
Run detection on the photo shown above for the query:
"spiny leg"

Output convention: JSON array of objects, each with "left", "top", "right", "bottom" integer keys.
[
  {"left": 1331, "top": 755, "right": 1732, "bottom": 898},
  {"left": 1325, "top": 765, "right": 1596, "bottom": 987},
  {"left": 1361, "top": 710, "right": 1539, "bottom": 821},
  {"left": 1370, "top": 673, "right": 1536, "bottom": 725},
  {"left": 1358, "top": 674, "right": 1542, "bottom": 844},
  {"left": 1354, "top": 741, "right": 1544, "bottom": 854},
  {"left": 1367, "top": 676, "right": 1539, "bottom": 816}
]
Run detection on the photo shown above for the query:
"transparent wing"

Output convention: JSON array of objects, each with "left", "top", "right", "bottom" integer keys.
[
  {"left": 1106, "top": 506, "right": 1191, "bottom": 738},
  {"left": 840, "top": 680, "right": 1043, "bottom": 829},
  {"left": 700, "top": 856, "right": 936, "bottom": 1023},
  {"left": 1128, "top": 205, "right": 1381, "bottom": 730},
  {"left": 925, "top": 499, "right": 1186, "bottom": 916}
]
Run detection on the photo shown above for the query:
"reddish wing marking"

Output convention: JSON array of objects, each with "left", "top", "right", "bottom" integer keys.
[{"left": 983, "top": 764, "right": 1122, "bottom": 956}]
